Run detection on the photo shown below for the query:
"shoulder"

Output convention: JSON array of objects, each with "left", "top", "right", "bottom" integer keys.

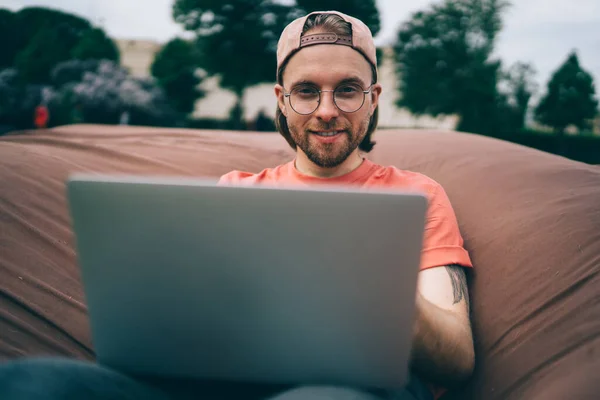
[
  {"left": 368, "top": 162, "right": 445, "bottom": 198},
  {"left": 217, "top": 163, "right": 291, "bottom": 186}
]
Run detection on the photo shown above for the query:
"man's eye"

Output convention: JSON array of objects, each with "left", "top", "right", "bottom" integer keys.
[
  {"left": 337, "top": 85, "right": 359, "bottom": 93},
  {"left": 296, "top": 88, "right": 316, "bottom": 94}
]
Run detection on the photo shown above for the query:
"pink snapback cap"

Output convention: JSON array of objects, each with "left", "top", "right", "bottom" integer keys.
[{"left": 276, "top": 10, "right": 378, "bottom": 82}]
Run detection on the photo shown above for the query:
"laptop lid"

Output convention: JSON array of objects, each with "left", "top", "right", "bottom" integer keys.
[{"left": 66, "top": 174, "right": 427, "bottom": 390}]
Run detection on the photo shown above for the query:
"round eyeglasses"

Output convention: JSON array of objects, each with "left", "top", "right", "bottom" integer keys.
[{"left": 284, "top": 83, "right": 374, "bottom": 115}]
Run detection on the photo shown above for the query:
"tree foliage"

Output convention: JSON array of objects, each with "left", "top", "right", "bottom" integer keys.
[
  {"left": 53, "top": 60, "right": 176, "bottom": 126},
  {"left": 71, "top": 28, "right": 120, "bottom": 63},
  {"left": 12, "top": 7, "right": 92, "bottom": 50},
  {"left": 0, "top": 69, "right": 44, "bottom": 129},
  {"left": 1, "top": 60, "right": 176, "bottom": 129},
  {"left": 0, "top": 9, "right": 19, "bottom": 69},
  {"left": 1, "top": 6, "right": 119, "bottom": 84},
  {"left": 171, "top": 0, "right": 387, "bottom": 124},
  {"left": 535, "top": 52, "right": 598, "bottom": 133},
  {"left": 50, "top": 59, "right": 103, "bottom": 87},
  {"left": 393, "top": 0, "right": 511, "bottom": 135},
  {"left": 14, "top": 25, "right": 73, "bottom": 84},
  {"left": 172, "top": 0, "right": 292, "bottom": 96},
  {"left": 499, "top": 62, "right": 538, "bottom": 130},
  {"left": 172, "top": 0, "right": 295, "bottom": 125},
  {"left": 151, "top": 38, "right": 204, "bottom": 115}
]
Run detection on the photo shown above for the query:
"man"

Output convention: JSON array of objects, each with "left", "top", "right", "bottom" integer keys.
[
  {"left": 0, "top": 11, "right": 473, "bottom": 400},
  {"left": 218, "top": 10, "right": 475, "bottom": 399}
]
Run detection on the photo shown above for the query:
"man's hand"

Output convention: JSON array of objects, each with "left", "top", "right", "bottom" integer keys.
[{"left": 409, "top": 265, "right": 475, "bottom": 388}]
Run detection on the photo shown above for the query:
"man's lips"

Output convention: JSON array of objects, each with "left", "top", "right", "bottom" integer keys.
[
  {"left": 309, "top": 130, "right": 346, "bottom": 144},
  {"left": 309, "top": 130, "right": 345, "bottom": 137}
]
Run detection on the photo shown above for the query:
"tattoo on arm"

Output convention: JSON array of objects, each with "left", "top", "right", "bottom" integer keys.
[{"left": 445, "top": 265, "right": 470, "bottom": 312}]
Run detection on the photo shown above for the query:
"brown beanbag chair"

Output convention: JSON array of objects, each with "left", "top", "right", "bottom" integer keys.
[{"left": 1, "top": 125, "right": 599, "bottom": 400}]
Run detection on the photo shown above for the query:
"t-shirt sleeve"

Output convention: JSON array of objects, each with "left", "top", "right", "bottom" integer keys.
[
  {"left": 420, "top": 183, "right": 472, "bottom": 271},
  {"left": 217, "top": 171, "right": 252, "bottom": 186},
  {"left": 216, "top": 174, "right": 230, "bottom": 185}
]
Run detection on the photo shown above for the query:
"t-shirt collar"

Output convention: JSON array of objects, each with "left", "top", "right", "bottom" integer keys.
[{"left": 286, "top": 157, "right": 376, "bottom": 185}]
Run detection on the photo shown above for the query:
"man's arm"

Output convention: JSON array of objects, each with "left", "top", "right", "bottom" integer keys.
[{"left": 409, "top": 265, "right": 475, "bottom": 388}]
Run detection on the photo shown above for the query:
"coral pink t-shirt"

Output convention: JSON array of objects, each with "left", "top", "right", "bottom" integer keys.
[{"left": 218, "top": 158, "right": 472, "bottom": 271}]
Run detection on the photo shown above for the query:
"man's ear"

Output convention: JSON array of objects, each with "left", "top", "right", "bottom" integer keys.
[
  {"left": 274, "top": 84, "right": 287, "bottom": 117},
  {"left": 370, "top": 83, "right": 382, "bottom": 116}
]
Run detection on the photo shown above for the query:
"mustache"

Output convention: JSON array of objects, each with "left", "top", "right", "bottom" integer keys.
[{"left": 306, "top": 122, "right": 351, "bottom": 132}]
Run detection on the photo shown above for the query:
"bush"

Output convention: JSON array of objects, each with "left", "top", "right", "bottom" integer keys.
[
  {"left": 489, "top": 129, "right": 600, "bottom": 164},
  {"left": 0, "top": 68, "right": 45, "bottom": 129},
  {"left": 49, "top": 59, "right": 178, "bottom": 126}
]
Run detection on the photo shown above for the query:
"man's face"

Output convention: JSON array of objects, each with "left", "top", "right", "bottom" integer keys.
[{"left": 275, "top": 44, "right": 382, "bottom": 169}]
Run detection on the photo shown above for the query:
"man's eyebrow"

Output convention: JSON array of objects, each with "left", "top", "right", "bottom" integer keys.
[
  {"left": 337, "top": 76, "right": 368, "bottom": 87},
  {"left": 290, "top": 79, "right": 318, "bottom": 88},
  {"left": 289, "top": 76, "right": 368, "bottom": 89}
]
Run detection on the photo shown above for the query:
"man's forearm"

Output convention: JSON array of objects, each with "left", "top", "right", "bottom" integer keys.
[{"left": 409, "top": 293, "right": 475, "bottom": 387}]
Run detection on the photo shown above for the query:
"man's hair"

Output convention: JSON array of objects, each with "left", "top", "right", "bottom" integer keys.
[{"left": 275, "top": 13, "right": 379, "bottom": 153}]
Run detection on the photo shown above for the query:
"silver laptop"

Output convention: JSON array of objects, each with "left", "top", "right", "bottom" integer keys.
[{"left": 66, "top": 174, "right": 428, "bottom": 390}]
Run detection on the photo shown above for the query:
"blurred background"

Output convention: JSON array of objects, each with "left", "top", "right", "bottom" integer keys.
[{"left": 0, "top": 0, "right": 598, "bottom": 162}]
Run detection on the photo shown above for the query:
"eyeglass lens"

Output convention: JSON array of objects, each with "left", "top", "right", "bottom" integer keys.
[{"left": 289, "top": 84, "right": 367, "bottom": 114}]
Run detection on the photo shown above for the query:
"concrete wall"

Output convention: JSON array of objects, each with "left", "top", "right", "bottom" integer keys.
[{"left": 116, "top": 39, "right": 162, "bottom": 78}]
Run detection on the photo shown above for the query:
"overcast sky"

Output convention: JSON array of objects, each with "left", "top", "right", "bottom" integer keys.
[{"left": 5, "top": 0, "right": 600, "bottom": 96}]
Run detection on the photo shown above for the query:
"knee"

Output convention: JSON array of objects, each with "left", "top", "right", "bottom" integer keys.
[
  {"left": 0, "top": 357, "right": 167, "bottom": 400},
  {"left": 267, "top": 385, "right": 384, "bottom": 400},
  {"left": 0, "top": 357, "right": 116, "bottom": 381}
]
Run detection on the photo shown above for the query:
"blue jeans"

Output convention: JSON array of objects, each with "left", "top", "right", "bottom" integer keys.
[{"left": 0, "top": 358, "right": 434, "bottom": 400}]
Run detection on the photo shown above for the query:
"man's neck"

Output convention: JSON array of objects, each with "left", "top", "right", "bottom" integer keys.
[{"left": 294, "top": 151, "right": 364, "bottom": 178}]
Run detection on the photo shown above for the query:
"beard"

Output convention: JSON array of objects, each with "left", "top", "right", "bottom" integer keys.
[{"left": 288, "top": 116, "right": 371, "bottom": 168}]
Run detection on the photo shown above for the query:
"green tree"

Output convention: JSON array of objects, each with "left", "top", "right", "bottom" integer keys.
[
  {"left": 50, "top": 59, "right": 102, "bottom": 87},
  {"left": 48, "top": 59, "right": 177, "bottom": 127},
  {"left": 172, "top": 0, "right": 293, "bottom": 127},
  {"left": 0, "top": 9, "right": 19, "bottom": 69},
  {"left": 151, "top": 38, "right": 204, "bottom": 115},
  {"left": 1, "top": 6, "right": 97, "bottom": 72},
  {"left": 535, "top": 51, "right": 598, "bottom": 134},
  {"left": 0, "top": 69, "right": 44, "bottom": 129},
  {"left": 393, "top": 0, "right": 511, "bottom": 135},
  {"left": 502, "top": 62, "right": 538, "bottom": 131},
  {"left": 13, "top": 7, "right": 92, "bottom": 50},
  {"left": 71, "top": 28, "right": 120, "bottom": 62},
  {"left": 15, "top": 25, "right": 73, "bottom": 84},
  {"left": 8, "top": 7, "right": 117, "bottom": 84}
]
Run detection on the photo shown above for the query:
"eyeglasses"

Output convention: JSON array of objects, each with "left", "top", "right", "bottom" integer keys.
[{"left": 284, "top": 83, "right": 374, "bottom": 115}]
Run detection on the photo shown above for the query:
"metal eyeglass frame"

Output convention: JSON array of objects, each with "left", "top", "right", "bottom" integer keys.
[{"left": 283, "top": 84, "right": 375, "bottom": 115}]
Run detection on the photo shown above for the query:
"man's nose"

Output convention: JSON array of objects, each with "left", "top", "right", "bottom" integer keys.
[{"left": 314, "top": 91, "right": 340, "bottom": 122}]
